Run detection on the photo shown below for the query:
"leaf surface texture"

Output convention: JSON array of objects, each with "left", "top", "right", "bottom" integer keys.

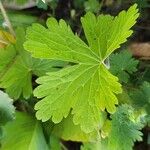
[{"left": 24, "top": 4, "right": 139, "bottom": 132}]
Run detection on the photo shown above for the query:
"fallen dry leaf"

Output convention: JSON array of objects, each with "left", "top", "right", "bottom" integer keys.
[{"left": 129, "top": 42, "right": 150, "bottom": 59}]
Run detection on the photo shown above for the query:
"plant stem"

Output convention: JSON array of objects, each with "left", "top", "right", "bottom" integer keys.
[{"left": 0, "top": 1, "right": 15, "bottom": 36}]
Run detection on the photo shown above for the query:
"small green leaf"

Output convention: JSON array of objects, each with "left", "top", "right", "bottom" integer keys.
[
  {"left": 0, "top": 90, "right": 15, "bottom": 126},
  {"left": 84, "top": 0, "right": 100, "bottom": 13},
  {"left": 110, "top": 51, "right": 139, "bottom": 83},
  {"left": 37, "top": 0, "right": 48, "bottom": 10},
  {"left": 108, "top": 105, "right": 143, "bottom": 150},
  {"left": 0, "top": 90, "right": 15, "bottom": 138}
]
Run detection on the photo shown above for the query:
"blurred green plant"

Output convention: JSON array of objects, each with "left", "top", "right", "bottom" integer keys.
[
  {"left": 110, "top": 51, "right": 139, "bottom": 83},
  {"left": 133, "top": 0, "right": 150, "bottom": 9},
  {"left": 84, "top": 0, "right": 101, "bottom": 13}
]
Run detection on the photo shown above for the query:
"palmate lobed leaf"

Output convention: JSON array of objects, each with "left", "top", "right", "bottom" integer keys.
[{"left": 24, "top": 4, "right": 139, "bottom": 133}]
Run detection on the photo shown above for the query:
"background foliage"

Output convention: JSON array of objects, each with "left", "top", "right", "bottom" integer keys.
[{"left": 0, "top": 0, "right": 149, "bottom": 150}]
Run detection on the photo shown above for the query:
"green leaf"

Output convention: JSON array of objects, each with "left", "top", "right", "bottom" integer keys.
[
  {"left": 116, "top": 89, "right": 132, "bottom": 104},
  {"left": 2, "top": 0, "right": 29, "bottom": 5},
  {"left": 0, "top": 90, "right": 15, "bottom": 126},
  {"left": 35, "top": 64, "right": 121, "bottom": 133},
  {"left": 0, "top": 44, "right": 16, "bottom": 71},
  {"left": 0, "top": 27, "right": 66, "bottom": 99},
  {"left": 0, "top": 28, "right": 32, "bottom": 99},
  {"left": 0, "top": 29, "right": 15, "bottom": 48},
  {"left": 148, "top": 132, "right": 150, "bottom": 145},
  {"left": 52, "top": 113, "right": 106, "bottom": 142},
  {"left": 15, "top": 0, "right": 28, "bottom": 5},
  {"left": 49, "top": 135, "right": 61, "bottom": 150},
  {"left": 141, "top": 67, "right": 150, "bottom": 82},
  {"left": 84, "top": 0, "right": 100, "bottom": 13},
  {"left": 81, "top": 139, "right": 108, "bottom": 150},
  {"left": 81, "top": 105, "right": 144, "bottom": 150},
  {"left": 37, "top": 0, "right": 48, "bottom": 10},
  {"left": 0, "top": 12, "right": 38, "bottom": 28},
  {"left": 110, "top": 51, "right": 139, "bottom": 83},
  {"left": 81, "top": 4, "right": 139, "bottom": 59},
  {"left": 133, "top": 0, "right": 150, "bottom": 9},
  {"left": 24, "top": 4, "right": 139, "bottom": 132},
  {"left": 73, "top": 0, "right": 85, "bottom": 9},
  {"left": 0, "top": 90, "right": 15, "bottom": 138},
  {"left": 1, "top": 112, "right": 49, "bottom": 150},
  {"left": 108, "top": 105, "right": 143, "bottom": 150},
  {"left": 129, "top": 82, "right": 150, "bottom": 115}
]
